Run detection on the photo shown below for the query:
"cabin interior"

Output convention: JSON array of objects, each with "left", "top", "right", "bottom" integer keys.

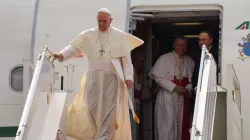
[{"left": 130, "top": 10, "right": 221, "bottom": 140}]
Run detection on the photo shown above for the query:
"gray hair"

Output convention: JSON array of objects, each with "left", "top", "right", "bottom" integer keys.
[{"left": 174, "top": 36, "right": 187, "bottom": 44}]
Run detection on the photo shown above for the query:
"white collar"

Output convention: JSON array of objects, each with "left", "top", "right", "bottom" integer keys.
[
  {"left": 173, "top": 51, "right": 184, "bottom": 59},
  {"left": 99, "top": 26, "right": 112, "bottom": 33}
]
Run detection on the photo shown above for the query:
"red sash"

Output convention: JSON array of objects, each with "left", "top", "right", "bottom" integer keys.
[{"left": 171, "top": 76, "right": 190, "bottom": 140}]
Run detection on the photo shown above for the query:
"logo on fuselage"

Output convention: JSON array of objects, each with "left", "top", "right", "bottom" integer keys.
[
  {"left": 236, "top": 21, "right": 250, "bottom": 60},
  {"left": 237, "top": 33, "right": 250, "bottom": 60},
  {"left": 236, "top": 21, "right": 250, "bottom": 30}
]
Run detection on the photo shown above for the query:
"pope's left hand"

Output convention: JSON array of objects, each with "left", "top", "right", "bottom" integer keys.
[{"left": 125, "top": 80, "right": 133, "bottom": 89}]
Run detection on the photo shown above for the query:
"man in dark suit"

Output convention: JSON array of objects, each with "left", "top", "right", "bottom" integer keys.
[{"left": 192, "top": 30, "right": 218, "bottom": 88}]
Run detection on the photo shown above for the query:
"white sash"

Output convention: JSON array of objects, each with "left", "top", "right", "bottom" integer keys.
[{"left": 111, "top": 59, "right": 138, "bottom": 125}]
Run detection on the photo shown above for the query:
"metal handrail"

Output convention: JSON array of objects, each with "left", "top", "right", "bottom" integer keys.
[
  {"left": 15, "top": 46, "right": 54, "bottom": 140},
  {"left": 190, "top": 44, "right": 210, "bottom": 139}
]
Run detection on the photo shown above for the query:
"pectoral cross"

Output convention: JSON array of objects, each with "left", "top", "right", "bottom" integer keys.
[
  {"left": 99, "top": 48, "right": 105, "bottom": 56},
  {"left": 97, "top": 30, "right": 110, "bottom": 56}
]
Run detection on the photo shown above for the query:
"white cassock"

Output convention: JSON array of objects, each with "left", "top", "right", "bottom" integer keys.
[
  {"left": 148, "top": 51, "right": 195, "bottom": 140},
  {"left": 59, "top": 26, "right": 144, "bottom": 140}
]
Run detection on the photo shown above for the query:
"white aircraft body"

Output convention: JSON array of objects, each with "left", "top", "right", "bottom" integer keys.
[{"left": 0, "top": 0, "right": 249, "bottom": 140}]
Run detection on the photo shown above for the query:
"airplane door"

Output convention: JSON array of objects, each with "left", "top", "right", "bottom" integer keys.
[{"left": 129, "top": 15, "right": 154, "bottom": 140}]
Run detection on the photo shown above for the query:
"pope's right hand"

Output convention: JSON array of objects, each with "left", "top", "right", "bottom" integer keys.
[{"left": 53, "top": 53, "right": 64, "bottom": 62}]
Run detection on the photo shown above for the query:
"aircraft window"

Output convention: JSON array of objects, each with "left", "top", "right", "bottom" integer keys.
[{"left": 10, "top": 65, "right": 23, "bottom": 92}]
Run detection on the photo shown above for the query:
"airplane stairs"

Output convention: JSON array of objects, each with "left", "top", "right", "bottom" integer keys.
[{"left": 15, "top": 46, "right": 68, "bottom": 140}]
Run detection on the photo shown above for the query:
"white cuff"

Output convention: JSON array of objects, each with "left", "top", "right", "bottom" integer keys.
[
  {"left": 185, "top": 83, "right": 193, "bottom": 94},
  {"left": 59, "top": 45, "right": 81, "bottom": 61},
  {"left": 155, "top": 78, "right": 176, "bottom": 93},
  {"left": 121, "top": 55, "right": 134, "bottom": 82}
]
